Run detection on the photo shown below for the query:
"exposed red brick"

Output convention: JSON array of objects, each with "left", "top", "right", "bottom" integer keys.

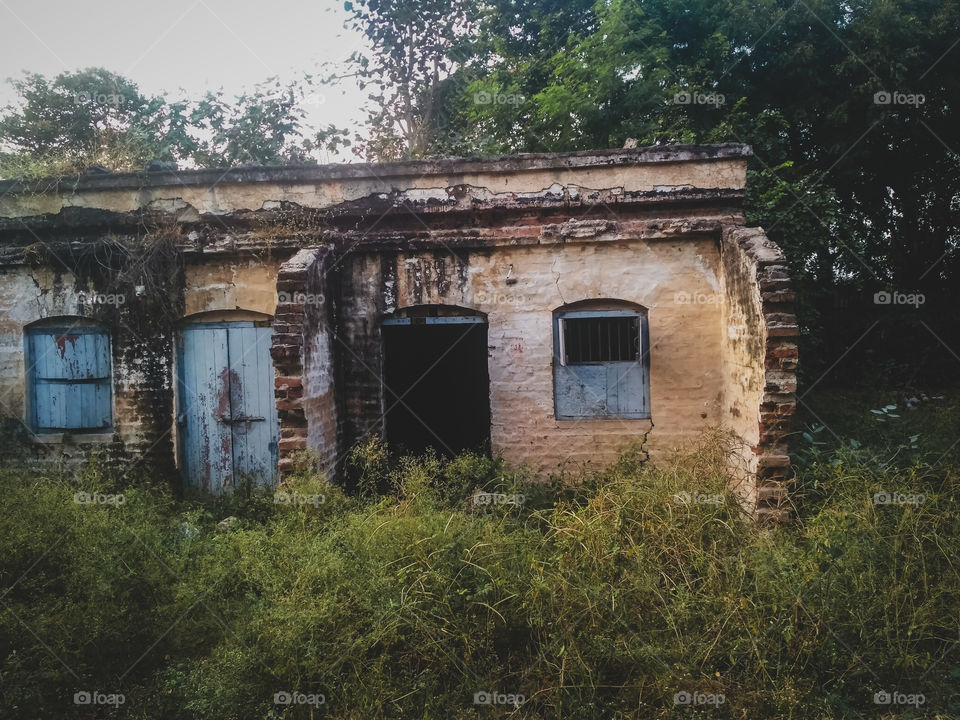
[
  {"left": 274, "top": 376, "right": 303, "bottom": 390},
  {"left": 278, "top": 437, "right": 307, "bottom": 451}
]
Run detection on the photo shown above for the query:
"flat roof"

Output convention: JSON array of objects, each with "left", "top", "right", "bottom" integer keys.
[{"left": 0, "top": 144, "right": 751, "bottom": 195}]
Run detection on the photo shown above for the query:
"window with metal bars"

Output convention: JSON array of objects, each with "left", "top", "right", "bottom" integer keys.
[
  {"left": 560, "top": 316, "right": 639, "bottom": 363},
  {"left": 553, "top": 306, "right": 649, "bottom": 419}
]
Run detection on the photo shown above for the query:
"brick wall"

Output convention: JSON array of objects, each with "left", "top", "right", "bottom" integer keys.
[
  {"left": 271, "top": 247, "right": 339, "bottom": 478},
  {"left": 0, "top": 263, "right": 180, "bottom": 478},
  {"left": 720, "top": 226, "right": 798, "bottom": 521}
]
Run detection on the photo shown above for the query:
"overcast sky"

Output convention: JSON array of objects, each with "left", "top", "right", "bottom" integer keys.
[{"left": 0, "top": 0, "right": 369, "bottom": 161}]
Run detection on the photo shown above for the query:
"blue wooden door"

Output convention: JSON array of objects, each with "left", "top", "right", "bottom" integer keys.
[{"left": 177, "top": 322, "right": 279, "bottom": 494}]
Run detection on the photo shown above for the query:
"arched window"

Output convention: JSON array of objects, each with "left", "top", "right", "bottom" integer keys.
[
  {"left": 553, "top": 301, "right": 650, "bottom": 419},
  {"left": 24, "top": 318, "right": 112, "bottom": 432}
]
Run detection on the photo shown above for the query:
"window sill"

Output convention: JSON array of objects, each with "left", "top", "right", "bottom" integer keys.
[
  {"left": 31, "top": 431, "right": 116, "bottom": 445},
  {"left": 554, "top": 415, "right": 652, "bottom": 422}
]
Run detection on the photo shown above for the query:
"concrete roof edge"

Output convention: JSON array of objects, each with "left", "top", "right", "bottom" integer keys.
[{"left": 0, "top": 144, "right": 752, "bottom": 195}]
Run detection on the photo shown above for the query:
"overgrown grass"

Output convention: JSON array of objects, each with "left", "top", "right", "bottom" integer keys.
[{"left": 1, "top": 425, "right": 959, "bottom": 719}]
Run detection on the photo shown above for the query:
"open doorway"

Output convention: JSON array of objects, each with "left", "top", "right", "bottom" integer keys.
[{"left": 382, "top": 307, "right": 491, "bottom": 456}]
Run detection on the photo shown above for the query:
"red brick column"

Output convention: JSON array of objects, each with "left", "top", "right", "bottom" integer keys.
[
  {"left": 757, "top": 255, "right": 799, "bottom": 516},
  {"left": 271, "top": 249, "right": 317, "bottom": 476},
  {"left": 723, "top": 227, "right": 798, "bottom": 521}
]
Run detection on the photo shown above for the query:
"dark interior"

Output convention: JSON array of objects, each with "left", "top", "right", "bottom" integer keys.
[{"left": 382, "top": 320, "right": 491, "bottom": 456}]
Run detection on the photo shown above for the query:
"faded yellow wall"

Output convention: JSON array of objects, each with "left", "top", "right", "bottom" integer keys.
[
  {"left": 0, "top": 148, "right": 796, "bottom": 512},
  {"left": 0, "top": 159, "right": 746, "bottom": 220},
  {"left": 183, "top": 257, "right": 281, "bottom": 317},
  {"left": 349, "top": 237, "right": 726, "bottom": 474}
]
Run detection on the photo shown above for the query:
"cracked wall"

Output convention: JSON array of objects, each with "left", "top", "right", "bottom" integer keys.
[
  {"left": 0, "top": 150, "right": 747, "bottom": 221},
  {"left": 0, "top": 263, "right": 180, "bottom": 469},
  {"left": 0, "top": 145, "right": 797, "bottom": 517},
  {"left": 338, "top": 238, "right": 728, "bottom": 474},
  {"left": 719, "top": 227, "right": 798, "bottom": 520}
]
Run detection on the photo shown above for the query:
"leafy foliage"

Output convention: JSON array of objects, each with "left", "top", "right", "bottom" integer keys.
[
  {"left": 344, "top": 0, "right": 960, "bottom": 382},
  {"left": 0, "top": 70, "right": 345, "bottom": 178},
  {"left": 2, "top": 2, "right": 959, "bottom": 379},
  {"left": 0, "top": 69, "right": 193, "bottom": 178},
  {"left": 340, "top": 0, "right": 476, "bottom": 159},
  {"left": 2, "top": 424, "right": 960, "bottom": 718}
]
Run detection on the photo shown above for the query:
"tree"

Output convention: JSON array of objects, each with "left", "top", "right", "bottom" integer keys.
[
  {"left": 0, "top": 68, "right": 193, "bottom": 178},
  {"left": 428, "top": 0, "right": 960, "bottom": 381},
  {"left": 341, "top": 0, "right": 476, "bottom": 160},
  {"left": 189, "top": 79, "right": 330, "bottom": 168},
  {"left": 0, "top": 69, "right": 347, "bottom": 178}
]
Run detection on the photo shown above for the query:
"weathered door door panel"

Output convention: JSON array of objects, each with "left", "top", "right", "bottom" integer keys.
[
  {"left": 226, "top": 325, "right": 278, "bottom": 484},
  {"left": 178, "top": 322, "right": 278, "bottom": 493}
]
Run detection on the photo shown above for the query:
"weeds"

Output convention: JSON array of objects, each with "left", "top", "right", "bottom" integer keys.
[{"left": 0, "top": 433, "right": 958, "bottom": 718}]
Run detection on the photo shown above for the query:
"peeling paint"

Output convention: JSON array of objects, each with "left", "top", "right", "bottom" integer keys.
[{"left": 0, "top": 145, "right": 793, "bottom": 517}]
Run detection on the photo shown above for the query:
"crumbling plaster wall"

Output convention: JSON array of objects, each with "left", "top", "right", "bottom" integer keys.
[
  {"left": 719, "top": 227, "right": 798, "bottom": 520},
  {"left": 0, "top": 267, "right": 86, "bottom": 422},
  {"left": 338, "top": 237, "right": 729, "bottom": 474},
  {"left": 0, "top": 250, "right": 285, "bottom": 470},
  {"left": 0, "top": 263, "right": 177, "bottom": 467},
  {"left": 271, "top": 248, "right": 339, "bottom": 478},
  {"left": 183, "top": 256, "right": 280, "bottom": 318},
  {"left": 0, "top": 145, "right": 796, "bottom": 516},
  {"left": 0, "top": 155, "right": 747, "bottom": 220}
]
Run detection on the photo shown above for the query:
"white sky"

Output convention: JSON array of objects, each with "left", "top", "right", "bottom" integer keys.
[{"left": 0, "top": 0, "right": 369, "bottom": 162}]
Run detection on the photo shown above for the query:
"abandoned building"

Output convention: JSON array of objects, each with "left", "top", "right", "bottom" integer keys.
[{"left": 0, "top": 144, "right": 797, "bottom": 519}]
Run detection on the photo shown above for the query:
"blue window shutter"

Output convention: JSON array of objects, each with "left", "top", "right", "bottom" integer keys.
[
  {"left": 555, "top": 363, "right": 608, "bottom": 418},
  {"left": 553, "top": 309, "right": 650, "bottom": 420},
  {"left": 27, "top": 326, "right": 112, "bottom": 431},
  {"left": 606, "top": 362, "right": 647, "bottom": 416}
]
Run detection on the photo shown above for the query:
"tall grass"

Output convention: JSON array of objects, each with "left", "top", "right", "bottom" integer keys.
[{"left": 0, "top": 435, "right": 958, "bottom": 718}]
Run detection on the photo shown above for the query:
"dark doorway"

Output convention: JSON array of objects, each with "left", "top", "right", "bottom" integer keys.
[{"left": 382, "top": 313, "right": 491, "bottom": 456}]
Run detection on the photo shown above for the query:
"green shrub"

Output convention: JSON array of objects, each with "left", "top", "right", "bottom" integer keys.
[{"left": 1, "top": 434, "right": 959, "bottom": 718}]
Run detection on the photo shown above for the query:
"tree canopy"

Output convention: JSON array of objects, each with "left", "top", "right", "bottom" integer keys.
[
  {"left": 0, "top": 69, "right": 345, "bottom": 178},
  {"left": 1, "top": 0, "right": 957, "bottom": 380}
]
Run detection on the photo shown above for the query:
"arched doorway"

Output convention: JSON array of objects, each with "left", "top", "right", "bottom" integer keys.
[{"left": 381, "top": 305, "right": 491, "bottom": 456}]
